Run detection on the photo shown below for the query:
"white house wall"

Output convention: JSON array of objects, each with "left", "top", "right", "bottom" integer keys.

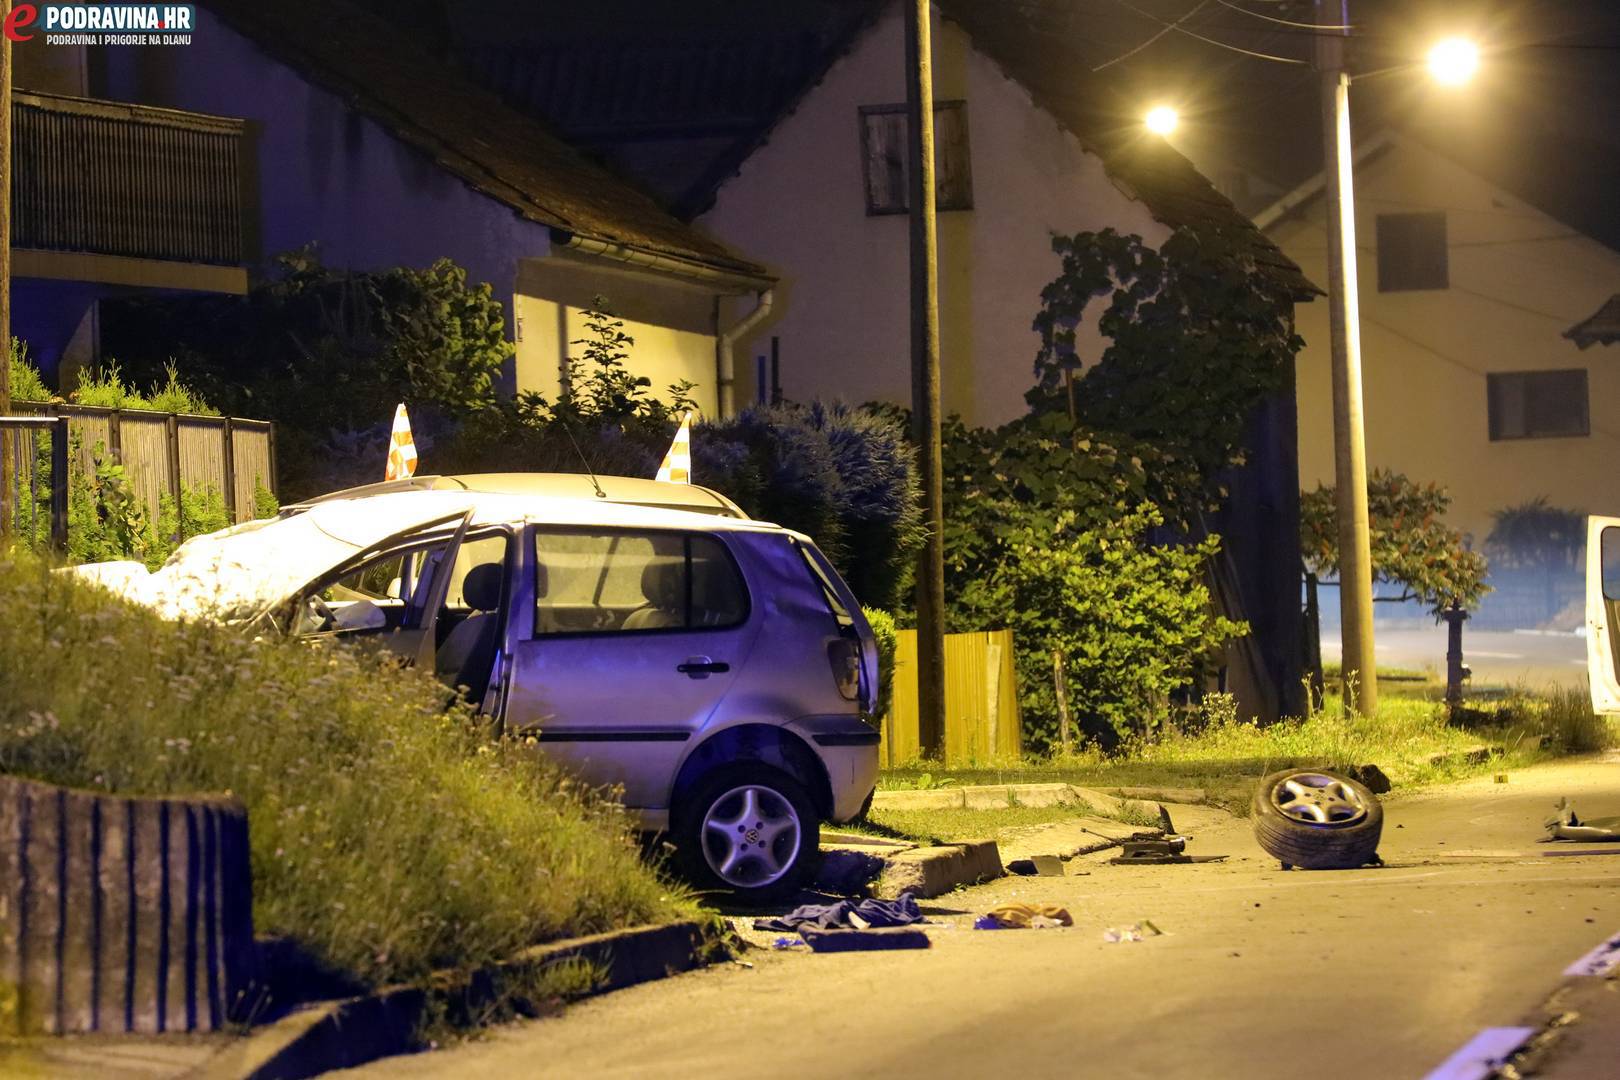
[
  {"left": 1268, "top": 137, "right": 1620, "bottom": 543},
  {"left": 700, "top": 5, "right": 1170, "bottom": 427}
]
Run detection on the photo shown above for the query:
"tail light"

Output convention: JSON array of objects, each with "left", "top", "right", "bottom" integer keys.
[{"left": 827, "top": 637, "right": 861, "bottom": 701}]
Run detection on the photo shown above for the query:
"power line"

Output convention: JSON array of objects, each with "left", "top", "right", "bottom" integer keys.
[
  {"left": 1212, "top": 0, "right": 1350, "bottom": 31},
  {"left": 1104, "top": 0, "right": 1311, "bottom": 63},
  {"left": 1091, "top": 0, "right": 1210, "bottom": 71}
]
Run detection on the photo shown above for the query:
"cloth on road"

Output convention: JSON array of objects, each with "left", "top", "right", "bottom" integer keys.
[
  {"left": 752, "top": 892, "right": 925, "bottom": 933},
  {"left": 973, "top": 903, "right": 1073, "bottom": 930}
]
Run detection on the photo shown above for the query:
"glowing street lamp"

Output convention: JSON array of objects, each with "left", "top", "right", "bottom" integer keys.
[
  {"left": 1426, "top": 37, "right": 1480, "bottom": 87},
  {"left": 1144, "top": 105, "right": 1179, "bottom": 136}
]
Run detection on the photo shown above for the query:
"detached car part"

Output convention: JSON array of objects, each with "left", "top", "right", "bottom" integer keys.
[{"left": 1252, "top": 769, "right": 1383, "bottom": 870}]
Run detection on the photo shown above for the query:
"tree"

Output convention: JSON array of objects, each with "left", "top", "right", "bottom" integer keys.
[
  {"left": 1032, "top": 226, "right": 1303, "bottom": 511},
  {"left": 942, "top": 410, "right": 1244, "bottom": 747},
  {"left": 1301, "top": 470, "right": 1490, "bottom": 615}
]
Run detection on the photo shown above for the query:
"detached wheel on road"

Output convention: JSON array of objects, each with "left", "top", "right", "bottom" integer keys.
[
  {"left": 1252, "top": 769, "right": 1383, "bottom": 870},
  {"left": 674, "top": 765, "right": 819, "bottom": 906}
]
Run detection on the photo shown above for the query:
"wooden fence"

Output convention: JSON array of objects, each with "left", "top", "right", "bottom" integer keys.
[
  {"left": 5, "top": 402, "right": 276, "bottom": 527},
  {"left": 882, "top": 628, "right": 1022, "bottom": 766}
]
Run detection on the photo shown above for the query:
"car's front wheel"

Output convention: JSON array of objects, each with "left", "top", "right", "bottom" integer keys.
[{"left": 674, "top": 765, "right": 819, "bottom": 905}]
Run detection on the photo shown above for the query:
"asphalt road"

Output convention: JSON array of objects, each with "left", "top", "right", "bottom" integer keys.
[
  {"left": 1322, "top": 625, "right": 1589, "bottom": 690},
  {"left": 337, "top": 758, "right": 1620, "bottom": 1080}
]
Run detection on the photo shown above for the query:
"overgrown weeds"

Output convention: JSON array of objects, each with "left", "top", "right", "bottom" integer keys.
[{"left": 0, "top": 551, "right": 688, "bottom": 1006}]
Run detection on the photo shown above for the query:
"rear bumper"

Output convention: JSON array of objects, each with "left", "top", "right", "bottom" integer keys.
[{"left": 789, "top": 714, "right": 880, "bottom": 823}]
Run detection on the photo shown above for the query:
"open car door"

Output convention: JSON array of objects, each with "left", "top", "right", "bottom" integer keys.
[
  {"left": 1586, "top": 515, "right": 1620, "bottom": 714},
  {"left": 284, "top": 509, "right": 475, "bottom": 669}
]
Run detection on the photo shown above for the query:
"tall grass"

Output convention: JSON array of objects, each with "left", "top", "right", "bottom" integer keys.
[{"left": 0, "top": 551, "right": 687, "bottom": 993}]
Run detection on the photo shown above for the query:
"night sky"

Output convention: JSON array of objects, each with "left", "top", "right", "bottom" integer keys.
[
  {"left": 995, "top": 0, "right": 1620, "bottom": 248},
  {"left": 375, "top": 1, "right": 1620, "bottom": 248}
]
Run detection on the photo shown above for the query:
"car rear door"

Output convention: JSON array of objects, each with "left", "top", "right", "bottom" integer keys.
[
  {"left": 1586, "top": 516, "right": 1620, "bottom": 714},
  {"left": 503, "top": 526, "right": 762, "bottom": 810}
]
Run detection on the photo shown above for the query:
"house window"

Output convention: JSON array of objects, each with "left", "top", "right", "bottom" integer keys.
[
  {"left": 1377, "top": 211, "right": 1449, "bottom": 291},
  {"left": 1487, "top": 369, "right": 1589, "bottom": 440},
  {"left": 858, "top": 101, "right": 973, "bottom": 215}
]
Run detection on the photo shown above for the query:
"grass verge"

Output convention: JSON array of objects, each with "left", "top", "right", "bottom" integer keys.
[
  {"left": 0, "top": 551, "right": 693, "bottom": 1015},
  {"left": 879, "top": 682, "right": 1617, "bottom": 812}
]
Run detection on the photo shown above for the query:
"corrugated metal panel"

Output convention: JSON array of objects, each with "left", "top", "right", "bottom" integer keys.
[
  {"left": 231, "top": 425, "right": 274, "bottom": 523},
  {"left": 12, "top": 92, "right": 243, "bottom": 266},
  {"left": 883, "top": 629, "right": 1022, "bottom": 767},
  {"left": 177, "top": 416, "right": 226, "bottom": 495},
  {"left": 117, "top": 414, "right": 171, "bottom": 522}
]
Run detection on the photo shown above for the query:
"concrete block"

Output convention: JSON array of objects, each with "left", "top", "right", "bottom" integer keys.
[
  {"left": 875, "top": 840, "right": 1003, "bottom": 899},
  {"left": 0, "top": 776, "right": 256, "bottom": 1036}
]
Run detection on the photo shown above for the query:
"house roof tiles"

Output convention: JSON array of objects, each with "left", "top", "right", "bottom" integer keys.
[
  {"left": 202, "top": 0, "right": 770, "bottom": 283},
  {"left": 1566, "top": 294, "right": 1620, "bottom": 349}
]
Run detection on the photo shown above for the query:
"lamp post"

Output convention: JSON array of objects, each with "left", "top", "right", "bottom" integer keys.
[
  {"left": 1316, "top": 0, "right": 1377, "bottom": 713},
  {"left": 1314, "top": 3, "right": 1479, "bottom": 715}
]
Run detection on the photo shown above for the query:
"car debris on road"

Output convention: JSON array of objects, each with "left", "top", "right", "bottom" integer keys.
[
  {"left": 1109, "top": 806, "right": 1227, "bottom": 865},
  {"left": 1543, "top": 797, "right": 1620, "bottom": 842}
]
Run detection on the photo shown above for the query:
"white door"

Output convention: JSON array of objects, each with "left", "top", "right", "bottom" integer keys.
[{"left": 1586, "top": 516, "right": 1620, "bottom": 714}]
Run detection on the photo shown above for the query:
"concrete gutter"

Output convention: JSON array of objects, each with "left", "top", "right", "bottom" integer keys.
[{"left": 200, "top": 921, "right": 717, "bottom": 1080}]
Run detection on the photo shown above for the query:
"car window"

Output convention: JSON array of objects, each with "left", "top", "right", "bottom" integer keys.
[
  {"left": 794, "top": 540, "right": 853, "bottom": 628},
  {"left": 533, "top": 529, "right": 748, "bottom": 635},
  {"left": 445, "top": 534, "right": 511, "bottom": 609},
  {"left": 1603, "top": 527, "right": 1620, "bottom": 600}
]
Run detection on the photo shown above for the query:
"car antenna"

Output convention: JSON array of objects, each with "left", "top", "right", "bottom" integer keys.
[{"left": 559, "top": 416, "right": 608, "bottom": 499}]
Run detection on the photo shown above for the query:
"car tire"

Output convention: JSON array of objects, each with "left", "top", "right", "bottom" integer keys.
[
  {"left": 1252, "top": 768, "right": 1383, "bottom": 870},
  {"left": 673, "top": 765, "right": 819, "bottom": 906}
]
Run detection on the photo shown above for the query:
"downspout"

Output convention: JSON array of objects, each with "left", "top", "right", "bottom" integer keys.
[{"left": 716, "top": 289, "right": 774, "bottom": 418}]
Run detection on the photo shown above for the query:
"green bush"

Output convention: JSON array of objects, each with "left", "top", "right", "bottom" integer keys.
[
  {"left": 943, "top": 412, "right": 1243, "bottom": 749},
  {"left": 0, "top": 552, "right": 686, "bottom": 991},
  {"left": 71, "top": 361, "right": 219, "bottom": 416},
  {"left": 8, "top": 338, "right": 53, "bottom": 403},
  {"left": 101, "top": 249, "right": 513, "bottom": 497},
  {"left": 863, "top": 606, "right": 898, "bottom": 722}
]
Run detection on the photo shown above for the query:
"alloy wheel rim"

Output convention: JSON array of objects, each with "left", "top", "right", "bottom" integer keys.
[
  {"left": 700, "top": 784, "right": 802, "bottom": 888},
  {"left": 1271, "top": 773, "right": 1369, "bottom": 827}
]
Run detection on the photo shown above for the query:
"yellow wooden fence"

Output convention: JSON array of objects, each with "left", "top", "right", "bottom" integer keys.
[{"left": 882, "top": 628, "right": 1022, "bottom": 766}]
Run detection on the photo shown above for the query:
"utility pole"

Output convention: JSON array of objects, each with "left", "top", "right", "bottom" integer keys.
[
  {"left": 904, "top": 0, "right": 946, "bottom": 757},
  {"left": 1316, "top": 0, "right": 1377, "bottom": 714},
  {"left": 0, "top": 0, "right": 13, "bottom": 544}
]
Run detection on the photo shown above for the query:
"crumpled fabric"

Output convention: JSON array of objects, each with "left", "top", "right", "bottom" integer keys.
[
  {"left": 752, "top": 892, "right": 925, "bottom": 932},
  {"left": 974, "top": 903, "right": 1073, "bottom": 930}
]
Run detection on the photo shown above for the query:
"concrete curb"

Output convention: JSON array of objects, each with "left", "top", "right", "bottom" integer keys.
[
  {"left": 198, "top": 921, "right": 715, "bottom": 1080},
  {"left": 874, "top": 840, "right": 1003, "bottom": 899},
  {"left": 872, "top": 783, "right": 1158, "bottom": 820},
  {"left": 1108, "top": 786, "right": 1208, "bottom": 806}
]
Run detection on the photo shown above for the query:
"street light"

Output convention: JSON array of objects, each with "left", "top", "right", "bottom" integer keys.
[
  {"left": 1145, "top": 105, "right": 1179, "bottom": 136},
  {"left": 1426, "top": 38, "right": 1480, "bottom": 87},
  {"left": 1317, "top": 0, "right": 1481, "bottom": 714}
]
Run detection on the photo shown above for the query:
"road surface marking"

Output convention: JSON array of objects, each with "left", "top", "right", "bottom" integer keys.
[
  {"left": 1423, "top": 1027, "right": 1536, "bottom": 1080},
  {"left": 1564, "top": 930, "right": 1620, "bottom": 976}
]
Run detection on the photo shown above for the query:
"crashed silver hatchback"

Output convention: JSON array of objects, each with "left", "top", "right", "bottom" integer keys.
[{"left": 72, "top": 486, "right": 881, "bottom": 902}]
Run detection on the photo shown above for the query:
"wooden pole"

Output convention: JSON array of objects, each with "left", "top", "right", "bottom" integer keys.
[
  {"left": 0, "top": 1, "right": 13, "bottom": 543},
  {"left": 1053, "top": 648, "right": 1072, "bottom": 756},
  {"left": 904, "top": 0, "right": 946, "bottom": 759}
]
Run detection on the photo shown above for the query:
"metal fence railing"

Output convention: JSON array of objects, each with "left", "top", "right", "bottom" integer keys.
[
  {"left": 1, "top": 415, "right": 69, "bottom": 552},
  {"left": 7, "top": 402, "right": 275, "bottom": 529}
]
